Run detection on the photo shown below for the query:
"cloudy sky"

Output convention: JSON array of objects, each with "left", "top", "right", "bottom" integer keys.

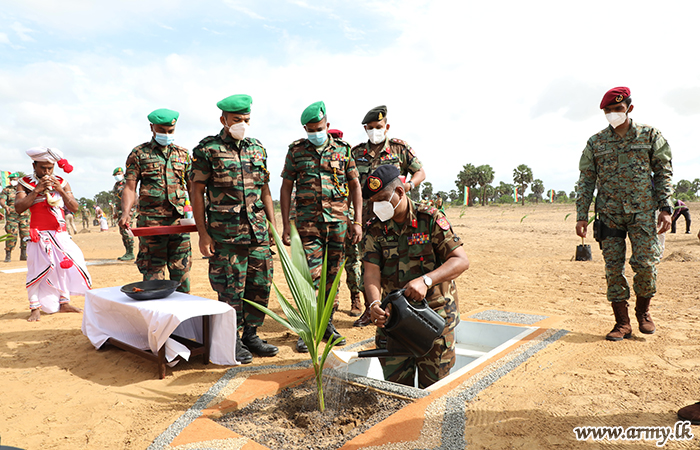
[{"left": 1, "top": 0, "right": 699, "bottom": 201}]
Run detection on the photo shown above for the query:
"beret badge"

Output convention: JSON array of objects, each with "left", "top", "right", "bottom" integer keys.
[
  {"left": 615, "top": 94, "right": 623, "bottom": 102},
  {"left": 368, "top": 176, "right": 382, "bottom": 192}
]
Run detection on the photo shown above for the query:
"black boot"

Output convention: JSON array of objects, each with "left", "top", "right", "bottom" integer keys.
[
  {"left": 323, "top": 311, "right": 346, "bottom": 346},
  {"left": 241, "top": 325, "right": 278, "bottom": 357},
  {"left": 20, "top": 247, "right": 27, "bottom": 261},
  {"left": 235, "top": 329, "right": 253, "bottom": 364},
  {"left": 4, "top": 250, "right": 10, "bottom": 263},
  {"left": 296, "top": 337, "right": 308, "bottom": 353}
]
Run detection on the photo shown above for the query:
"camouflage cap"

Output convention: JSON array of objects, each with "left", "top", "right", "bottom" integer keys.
[
  {"left": 300, "top": 101, "right": 326, "bottom": 125},
  {"left": 328, "top": 129, "right": 343, "bottom": 139},
  {"left": 147, "top": 108, "right": 179, "bottom": 126},
  {"left": 362, "top": 164, "right": 400, "bottom": 199},
  {"left": 600, "top": 87, "right": 630, "bottom": 109},
  {"left": 362, "top": 105, "right": 387, "bottom": 124},
  {"left": 217, "top": 94, "right": 252, "bottom": 114},
  {"left": 112, "top": 167, "right": 123, "bottom": 175}
]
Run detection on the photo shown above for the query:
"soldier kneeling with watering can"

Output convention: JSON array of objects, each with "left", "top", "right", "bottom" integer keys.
[{"left": 360, "top": 165, "right": 470, "bottom": 388}]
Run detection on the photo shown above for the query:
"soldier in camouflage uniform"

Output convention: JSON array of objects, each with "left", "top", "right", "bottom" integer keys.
[
  {"left": 119, "top": 108, "right": 192, "bottom": 292},
  {"left": 351, "top": 105, "right": 427, "bottom": 327},
  {"left": 576, "top": 87, "right": 673, "bottom": 341},
  {"left": 280, "top": 101, "right": 363, "bottom": 353},
  {"left": 190, "top": 94, "right": 278, "bottom": 364},
  {"left": 0, "top": 172, "right": 30, "bottom": 262},
  {"left": 112, "top": 167, "right": 134, "bottom": 260},
  {"left": 328, "top": 128, "right": 363, "bottom": 317},
  {"left": 363, "top": 165, "right": 469, "bottom": 388}
]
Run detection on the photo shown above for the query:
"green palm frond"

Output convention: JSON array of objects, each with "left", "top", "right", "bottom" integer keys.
[{"left": 244, "top": 221, "right": 346, "bottom": 412}]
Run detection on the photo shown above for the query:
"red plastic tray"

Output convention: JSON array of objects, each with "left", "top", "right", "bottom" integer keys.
[{"left": 130, "top": 224, "right": 198, "bottom": 236}]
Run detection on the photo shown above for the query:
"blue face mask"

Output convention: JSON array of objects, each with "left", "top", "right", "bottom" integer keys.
[
  {"left": 307, "top": 130, "right": 327, "bottom": 147},
  {"left": 155, "top": 133, "right": 175, "bottom": 146}
]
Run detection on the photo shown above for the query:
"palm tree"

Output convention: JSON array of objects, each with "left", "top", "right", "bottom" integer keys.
[
  {"left": 513, "top": 164, "right": 533, "bottom": 206},
  {"left": 455, "top": 163, "right": 479, "bottom": 206},
  {"left": 531, "top": 179, "right": 544, "bottom": 204},
  {"left": 475, "top": 164, "right": 495, "bottom": 206}
]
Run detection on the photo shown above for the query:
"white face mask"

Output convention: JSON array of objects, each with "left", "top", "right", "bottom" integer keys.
[
  {"left": 114, "top": 174, "right": 124, "bottom": 182},
  {"left": 10, "top": 180, "right": 18, "bottom": 186},
  {"left": 366, "top": 127, "right": 386, "bottom": 145},
  {"left": 373, "top": 191, "right": 397, "bottom": 222},
  {"left": 606, "top": 112, "right": 627, "bottom": 128},
  {"left": 227, "top": 121, "right": 248, "bottom": 140}
]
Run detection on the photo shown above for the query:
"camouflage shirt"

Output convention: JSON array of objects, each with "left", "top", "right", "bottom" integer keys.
[
  {"left": 0, "top": 185, "right": 30, "bottom": 221},
  {"left": 362, "top": 199, "right": 463, "bottom": 330},
  {"left": 576, "top": 120, "right": 673, "bottom": 222},
  {"left": 352, "top": 138, "right": 422, "bottom": 222},
  {"left": 190, "top": 129, "right": 270, "bottom": 246},
  {"left": 112, "top": 179, "right": 127, "bottom": 215},
  {"left": 124, "top": 139, "right": 190, "bottom": 219},
  {"left": 281, "top": 135, "right": 359, "bottom": 223}
]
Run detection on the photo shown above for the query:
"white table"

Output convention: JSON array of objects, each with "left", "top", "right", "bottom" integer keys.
[{"left": 82, "top": 286, "right": 238, "bottom": 378}]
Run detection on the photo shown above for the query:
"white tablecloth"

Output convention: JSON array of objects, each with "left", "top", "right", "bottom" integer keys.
[{"left": 81, "top": 286, "right": 238, "bottom": 365}]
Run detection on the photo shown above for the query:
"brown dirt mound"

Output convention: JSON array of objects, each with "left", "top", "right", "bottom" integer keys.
[
  {"left": 216, "top": 377, "right": 410, "bottom": 450},
  {"left": 663, "top": 249, "right": 699, "bottom": 262}
]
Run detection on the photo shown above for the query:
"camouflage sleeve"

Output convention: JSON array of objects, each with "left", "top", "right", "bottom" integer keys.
[
  {"left": 189, "top": 144, "right": 211, "bottom": 184},
  {"left": 280, "top": 147, "right": 297, "bottom": 181},
  {"left": 124, "top": 148, "right": 141, "bottom": 182},
  {"left": 361, "top": 225, "right": 382, "bottom": 266},
  {"left": 431, "top": 212, "right": 463, "bottom": 262},
  {"left": 575, "top": 140, "right": 597, "bottom": 222},
  {"left": 402, "top": 142, "right": 423, "bottom": 174},
  {"left": 345, "top": 151, "right": 359, "bottom": 182},
  {"left": 650, "top": 129, "right": 674, "bottom": 210},
  {"left": 261, "top": 145, "right": 271, "bottom": 184}
]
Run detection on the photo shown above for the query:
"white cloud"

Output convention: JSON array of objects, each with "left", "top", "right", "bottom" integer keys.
[{"left": 11, "top": 21, "right": 35, "bottom": 41}]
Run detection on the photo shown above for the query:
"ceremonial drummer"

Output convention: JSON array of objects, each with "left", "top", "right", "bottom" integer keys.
[{"left": 15, "top": 147, "right": 91, "bottom": 322}]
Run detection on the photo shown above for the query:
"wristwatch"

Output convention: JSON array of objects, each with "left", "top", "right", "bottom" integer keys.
[
  {"left": 408, "top": 180, "right": 415, "bottom": 191},
  {"left": 422, "top": 274, "right": 433, "bottom": 288},
  {"left": 660, "top": 206, "right": 672, "bottom": 214}
]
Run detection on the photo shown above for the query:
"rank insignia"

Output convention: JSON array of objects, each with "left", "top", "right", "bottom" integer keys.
[
  {"left": 436, "top": 216, "right": 451, "bottom": 231},
  {"left": 409, "top": 232, "right": 430, "bottom": 245}
]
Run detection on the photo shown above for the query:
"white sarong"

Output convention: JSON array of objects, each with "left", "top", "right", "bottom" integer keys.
[{"left": 26, "top": 230, "right": 92, "bottom": 313}]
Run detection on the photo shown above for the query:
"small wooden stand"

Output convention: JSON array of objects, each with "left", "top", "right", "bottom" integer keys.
[{"left": 106, "top": 315, "right": 211, "bottom": 379}]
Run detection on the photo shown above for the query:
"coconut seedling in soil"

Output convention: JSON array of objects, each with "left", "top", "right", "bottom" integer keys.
[{"left": 244, "top": 222, "right": 344, "bottom": 412}]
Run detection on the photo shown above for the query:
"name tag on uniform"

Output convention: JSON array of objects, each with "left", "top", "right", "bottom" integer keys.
[
  {"left": 631, "top": 144, "right": 652, "bottom": 149},
  {"left": 330, "top": 160, "right": 341, "bottom": 169},
  {"left": 595, "top": 149, "right": 613, "bottom": 156}
]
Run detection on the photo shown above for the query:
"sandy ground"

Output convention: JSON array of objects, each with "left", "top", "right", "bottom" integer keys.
[{"left": 1, "top": 203, "right": 700, "bottom": 450}]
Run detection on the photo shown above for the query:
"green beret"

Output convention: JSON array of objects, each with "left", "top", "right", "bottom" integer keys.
[
  {"left": 147, "top": 108, "right": 179, "bottom": 126},
  {"left": 217, "top": 94, "right": 252, "bottom": 114},
  {"left": 9, "top": 172, "right": 20, "bottom": 178},
  {"left": 112, "top": 167, "right": 123, "bottom": 176},
  {"left": 300, "top": 101, "right": 326, "bottom": 125},
  {"left": 362, "top": 105, "right": 387, "bottom": 124}
]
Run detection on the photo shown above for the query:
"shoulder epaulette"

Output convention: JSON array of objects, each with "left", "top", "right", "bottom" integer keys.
[
  {"left": 289, "top": 138, "right": 306, "bottom": 148},
  {"left": 247, "top": 137, "right": 264, "bottom": 147},
  {"left": 389, "top": 138, "right": 407, "bottom": 146},
  {"left": 416, "top": 202, "right": 438, "bottom": 216}
]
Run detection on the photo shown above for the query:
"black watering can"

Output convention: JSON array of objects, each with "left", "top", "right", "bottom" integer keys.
[{"left": 331, "top": 289, "right": 446, "bottom": 364}]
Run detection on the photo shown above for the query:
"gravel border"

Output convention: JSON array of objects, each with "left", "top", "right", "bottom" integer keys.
[{"left": 150, "top": 320, "right": 568, "bottom": 449}]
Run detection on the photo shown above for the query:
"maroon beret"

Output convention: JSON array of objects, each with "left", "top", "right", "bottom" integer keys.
[
  {"left": 600, "top": 87, "right": 631, "bottom": 109},
  {"left": 328, "top": 129, "right": 343, "bottom": 139}
]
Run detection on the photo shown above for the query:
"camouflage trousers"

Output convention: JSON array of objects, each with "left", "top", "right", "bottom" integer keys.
[
  {"left": 208, "top": 241, "right": 273, "bottom": 329},
  {"left": 297, "top": 220, "right": 347, "bottom": 297},
  {"left": 600, "top": 211, "right": 660, "bottom": 302},
  {"left": 136, "top": 216, "right": 192, "bottom": 293},
  {"left": 344, "top": 239, "right": 363, "bottom": 295},
  {"left": 5, "top": 217, "right": 29, "bottom": 251},
  {"left": 375, "top": 328, "right": 456, "bottom": 389}
]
